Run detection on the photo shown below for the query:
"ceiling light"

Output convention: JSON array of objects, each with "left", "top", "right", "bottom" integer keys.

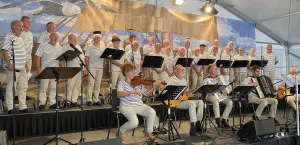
[
  {"left": 201, "top": 3, "right": 218, "bottom": 15},
  {"left": 173, "top": 0, "right": 185, "bottom": 6}
]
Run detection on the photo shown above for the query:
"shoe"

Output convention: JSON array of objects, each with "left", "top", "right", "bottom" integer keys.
[
  {"left": 93, "top": 102, "right": 101, "bottom": 106},
  {"left": 87, "top": 101, "right": 93, "bottom": 106},
  {"left": 49, "top": 104, "right": 57, "bottom": 109},
  {"left": 215, "top": 118, "right": 223, "bottom": 128},
  {"left": 221, "top": 119, "right": 231, "bottom": 128},
  {"left": 19, "top": 109, "right": 30, "bottom": 113},
  {"left": 39, "top": 105, "right": 45, "bottom": 111},
  {"left": 189, "top": 122, "right": 201, "bottom": 136},
  {"left": 101, "top": 98, "right": 105, "bottom": 105},
  {"left": 69, "top": 102, "right": 79, "bottom": 108},
  {"left": 195, "top": 121, "right": 203, "bottom": 132},
  {"left": 7, "top": 109, "right": 18, "bottom": 114},
  {"left": 252, "top": 114, "right": 259, "bottom": 120}
]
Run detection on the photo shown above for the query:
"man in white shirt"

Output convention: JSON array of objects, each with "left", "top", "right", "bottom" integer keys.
[
  {"left": 226, "top": 41, "right": 235, "bottom": 54},
  {"left": 142, "top": 37, "right": 155, "bottom": 79},
  {"left": 243, "top": 65, "right": 279, "bottom": 125},
  {"left": 124, "top": 35, "right": 137, "bottom": 52},
  {"left": 163, "top": 65, "right": 204, "bottom": 136},
  {"left": 183, "top": 38, "right": 192, "bottom": 58},
  {"left": 81, "top": 31, "right": 105, "bottom": 51},
  {"left": 111, "top": 38, "right": 126, "bottom": 89},
  {"left": 85, "top": 34, "right": 106, "bottom": 106},
  {"left": 163, "top": 46, "right": 174, "bottom": 79},
  {"left": 208, "top": 39, "right": 222, "bottom": 56},
  {"left": 35, "top": 33, "right": 62, "bottom": 110},
  {"left": 107, "top": 33, "right": 121, "bottom": 49},
  {"left": 208, "top": 46, "right": 220, "bottom": 75},
  {"left": 20, "top": 16, "right": 33, "bottom": 73},
  {"left": 248, "top": 48, "right": 258, "bottom": 76},
  {"left": 161, "top": 39, "right": 172, "bottom": 56},
  {"left": 234, "top": 47, "right": 249, "bottom": 85},
  {"left": 61, "top": 34, "right": 84, "bottom": 107},
  {"left": 191, "top": 44, "right": 207, "bottom": 90},
  {"left": 2, "top": 20, "right": 29, "bottom": 114},
  {"left": 149, "top": 43, "right": 166, "bottom": 84},
  {"left": 36, "top": 22, "right": 67, "bottom": 47},
  {"left": 125, "top": 40, "right": 142, "bottom": 75},
  {"left": 220, "top": 46, "right": 234, "bottom": 80},
  {"left": 263, "top": 44, "right": 278, "bottom": 83}
]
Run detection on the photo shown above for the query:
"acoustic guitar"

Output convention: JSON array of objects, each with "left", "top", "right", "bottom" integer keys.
[
  {"left": 163, "top": 94, "right": 189, "bottom": 108},
  {"left": 277, "top": 88, "right": 291, "bottom": 99}
]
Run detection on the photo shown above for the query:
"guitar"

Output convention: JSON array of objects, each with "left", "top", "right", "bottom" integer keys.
[
  {"left": 277, "top": 88, "right": 291, "bottom": 99},
  {"left": 163, "top": 94, "right": 189, "bottom": 108}
]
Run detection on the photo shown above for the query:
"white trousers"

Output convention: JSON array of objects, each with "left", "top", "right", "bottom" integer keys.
[
  {"left": 26, "top": 59, "right": 32, "bottom": 73},
  {"left": 287, "top": 95, "right": 299, "bottom": 111},
  {"left": 236, "top": 72, "right": 248, "bottom": 85},
  {"left": 39, "top": 79, "right": 56, "bottom": 106},
  {"left": 67, "top": 72, "right": 81, "bottom": 103},
  {"left": 191, "top": 70, "right": 203, "bottom": 90},
  {"left": 119, "top": 104, "right": 156, "bottom": 133},
  {"left": 248, "top": 96, "right": 278, "bottom": 118},
  {"left": 87, "top": 68, "right": 103, "bottom": 102},
  {"left": 264, "top": 71, "right": 276, "bottom": 83},
  {"left": 111, "top": 71, "right": 124, "bottom": 89},
  {"left": 176, "top": 100, "right": 204, "bottom": 123},
  {"left": 5, "top": 70, "right": 28, "bottom": 110},
  {"left": 207, "top": 96, "right": 232, "bottom": 119}
]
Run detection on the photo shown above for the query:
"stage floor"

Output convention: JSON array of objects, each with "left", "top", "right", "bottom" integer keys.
[{"left": 10, "top": 109, "right": 296, "bottom": 145}]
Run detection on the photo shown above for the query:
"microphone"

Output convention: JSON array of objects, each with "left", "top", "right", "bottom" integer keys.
[{"left": 70, "top": 44, "right": 82, "bottom": 54}]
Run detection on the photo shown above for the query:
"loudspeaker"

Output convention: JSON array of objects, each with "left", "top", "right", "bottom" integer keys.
[
  {"left": 77, "top": 138, "right": 122, "bottom": 145},
  {"left": 237, "top": 118, "right": 276, "bottom": 141},
  {"left": 158, "top": 140, "right": 186, "bottom": 145}
]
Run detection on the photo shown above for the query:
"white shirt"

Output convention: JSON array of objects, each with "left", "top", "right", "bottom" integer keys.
[
  {"left": 143, "top": 44, "right": 154, "bottom": 55},
  {"left": 234, "top": 54, "right": 249, "bottom": 73},
  {"left": 184, "top": 48, "right": 192, "bottom": 58},
  {"left": 61, "top": 44, "right": 84, "bottom": 68},
  {"left": 208, "top": 46, "right": 222, "bottom": 56},
  {"left": 192, "top": 52, "right": 207, "bottom": 70},
  {"left": 117, "top": 80, "right": 147, "bottom": 106},
  {"left": 161, "top": 47, "right": 174, "bottom": 57},
  {"left": 126, "top": 50, "right": 142, "bottom": 75},
  {"left": 2, "top": 32, "right": 26, "bottom": 70},
  {"left": 220, "top": 53, "right": 233, "bottom": 74},
  {"left": 263, "top": 52, "right": 276, "bottom": 72},
  {"left": 166, "top": 75, "right": 187, "bottom": 86},
  {"left": 20, "top": 31, "right": 33, "bottom": 59},
  {"left": 111, "top": 47, "right": 126, "bottom": 72},
  {"left": 163, "top": 55, "right": 174, "bottom": 74},
  {"left": 85, "top": 45, "right": 104, "bottom": 68},
  {"left": 35, "top": 42, "right": 62, "bottom": 70},
  {"left": 248, "top": 55, "right": 258, "bottom": 61},
  {"left": 37, "top": 31, "right": 67, "bottom": 46},
  {"left": 208, "top": 54, "right": 220, "bottom": 63}
]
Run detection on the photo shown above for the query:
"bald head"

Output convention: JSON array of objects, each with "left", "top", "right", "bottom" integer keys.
[
  {"left": 68, "top": 34, "right": 77, "bottom": 45},
  {"left": 290, "top": 68, "right": 298, "bottom": 75},
  {"left": 178, "top": 47, "right": 186, "bottom": 57},
  {"left": 249, "top": 48, "right": 255, "bottom": 56},
  {"left": 49, "top": 32, "right": 58, "bottom": 45},
  {"left": 213, "top": 39, "right": 219, "bottom": 46}
]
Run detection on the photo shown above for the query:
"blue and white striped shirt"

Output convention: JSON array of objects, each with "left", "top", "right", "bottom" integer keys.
[{"left": 117, "top": 80, "right": 147, "bottom": 106}]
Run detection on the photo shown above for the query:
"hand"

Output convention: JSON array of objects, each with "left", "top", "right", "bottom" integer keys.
[
  {"left": 197, "top": 70, "right": 202, "bottom": 76},
  {"left": 252, "top": 82, "right": 257, "bottom": 86},
  {"left": 135, "top": 89, "right": 142, "bottom": 95},
  {"left": 26, "top": 65, "right": 29, "bottom": 73},
  {"left": 7, "top": 63, "right": 13, "bottom": 71}
]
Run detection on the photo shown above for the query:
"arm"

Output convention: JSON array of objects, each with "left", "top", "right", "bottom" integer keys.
[
  {"left": 112, "top": 60, "right": 123, "bottom": 67},
  {"left": 2, "top": 50, "right": 13, "bottom": 71},
  {"left": 59, "top": 60, "right": 66, "bottom": 67},
  {"left": 35, "top": 56, "right": 41, "bottom": 74}
]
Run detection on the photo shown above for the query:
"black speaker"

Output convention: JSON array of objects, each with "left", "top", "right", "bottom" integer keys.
[
  {"left": 77, "top": 138, "right": 122, "bottom": 145},
  {"left": 158, "top": 140, "right": 186, "bottom": 145},
  {"left": 237, "top": 118, "right": 276, "bottom": 141}
]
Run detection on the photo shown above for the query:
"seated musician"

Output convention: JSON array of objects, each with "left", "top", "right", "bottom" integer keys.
[
  {"left": 278, "top": 68, "right": 299, "bottom": 116},
  {"left": 242, "top": 65, "right": 279, "bottom": 124},
  {"left": 203, "top": 64, "right": 232, "bottom": 128},
  {"left": 162, "top": 64, "right": 204, "bottom": 136},
  {"left": 117, "top": 63, "right": 157, "bottom": 143}
]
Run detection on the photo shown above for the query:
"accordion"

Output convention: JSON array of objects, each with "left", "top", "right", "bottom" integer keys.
[{"left": 252, "top": 75, "right": 276, "bottom": 98}]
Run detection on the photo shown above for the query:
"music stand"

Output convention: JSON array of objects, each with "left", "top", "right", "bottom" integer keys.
[
  {"left": 193, "top": 85, "right": 224, "bottom": 135},
  {"left": 175, "top": 58, "right": 193, "bottom": 67},
  {"left": 100, "top": 48, "right": 125, "bottom": 104},
  {"left": 56, "top": 50, "right": 78, "bottom": 108},
  {"left": 153, "top": 85, "right": 187, "bottom": 143},
  {"left": 216, "top": 60, "right": 232, "bottom": 68},
  {"left": 196, "top": 59, "right": 216, "bottom": 66},
  {"left": 36, "top": 67, "right": 81, "bottom": 145},
  {"left": 250, "top": 60, "right": 268, "bottom": 68},
  {"left": 228, "top": 86, "right": 255, "bottom": 129}
]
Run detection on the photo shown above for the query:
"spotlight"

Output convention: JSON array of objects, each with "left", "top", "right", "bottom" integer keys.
[
  {"left": 173, "top": 0, "right": 185, "bottom": 6},
  {"left": 201, "top": 3, "right": 218, "bottom": 15}
]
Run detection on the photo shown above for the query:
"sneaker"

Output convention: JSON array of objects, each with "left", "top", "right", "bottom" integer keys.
[
  {"left": 87, "top": 101, "right": 93, "bottom": 106},
  {"left": 39, "top": 105, "right": 45, "bottom": 111},
  {"left": 19, "top": 109, "right": 30, "bottom": 113}
]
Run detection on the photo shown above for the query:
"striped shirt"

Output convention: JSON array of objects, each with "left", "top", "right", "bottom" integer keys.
[
  {"left": 117, "top": 80, "right": 147, "bottom": 106},
  {"left": 248, "top": 55, "right": 258, "bottom": 61},
  {"left": 234, "top": 54, "right": 249, "bottom": 73},
  {"left": 166, "top": 75, "right": 187, "bottom": 86},
  {"left": 85, "top": 45, "right": 104, "bottom": 69},
  {"left": 263, "top": 52, "right": 276, "bottom": 72},
  {"left": 20, "top": 31, "right": 33, "bottom": 59},
  {"left": 35, "top": 42, "right": 62, "bottom": 70},
  {"left": 2, "top": 32, "right": 26, "bottom": 70},
  {"left": 62, "top": 44, "right": 84, "bottom": 68}
]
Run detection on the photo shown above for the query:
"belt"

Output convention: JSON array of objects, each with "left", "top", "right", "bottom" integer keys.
[{"left": 15, "top": 69, "right": 20, "bottom": 72}]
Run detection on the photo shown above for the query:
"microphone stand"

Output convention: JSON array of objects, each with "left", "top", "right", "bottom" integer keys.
[
  {"left": 228, "top": 51, "right": 238, "bottom": 131},
  {"left": 295, "top": 72, "right": 300, "bottom": 136},
  {"left": 11, "top": 40, "right": 17, "bottom": 145},
  {"left": 72, "top": 46, "right": 95, "bottom": 143}
]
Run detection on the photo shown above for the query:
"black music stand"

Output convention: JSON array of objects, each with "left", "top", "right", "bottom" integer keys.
[
  {"left": 36, "top": 67, "right": 81, "bottom": 145},
  {"left": 100, "top": 48, "right": 125, "bottom": 104},
  {"left": 153, "top": 85, "right": 187, "bottom": 143},
  {"left": 193, "top": 85, "right": 224, "bottom": 135},
  {"left": 175, "top": 58, "right": 193, "bottom": 67},
  {"left": 228, "top": 86, "right": 255, "bottom": 129},
  {"left": 216, "top": 60, "right": 232, "bottom": 68},
  {"left": 56, "top": 50, "right": 78, "bottom": 108},
  {"left": 197, "top": 59, "right": 216, "bottom": 66},
  {"left": 250, "top": 60, "right": 268, "bottom": 68}
]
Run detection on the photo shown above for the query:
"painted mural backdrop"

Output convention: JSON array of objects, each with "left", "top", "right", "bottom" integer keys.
[{"left": 0, "top": 0, "right": 255, "bottom": 52}]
